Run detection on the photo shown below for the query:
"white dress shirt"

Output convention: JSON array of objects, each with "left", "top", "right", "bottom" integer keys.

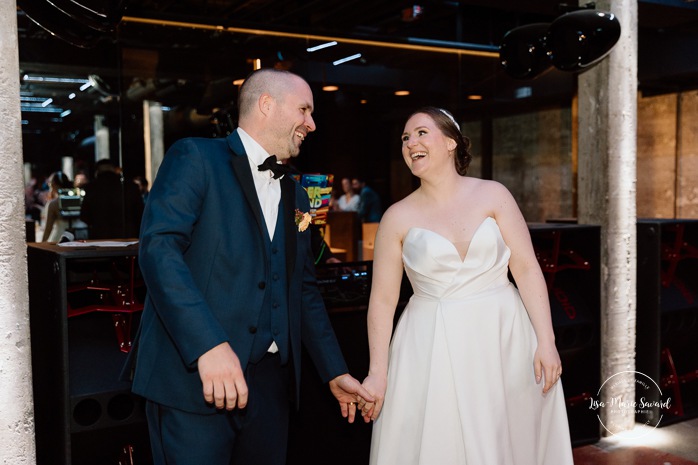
[
  {"left": 237, "top": 128, "right": 281, "bottom": 240},
  {"left": 237, "top": 128, "right": 282, "bottom": 354}
]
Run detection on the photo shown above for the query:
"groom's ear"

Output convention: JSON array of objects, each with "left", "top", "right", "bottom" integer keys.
[{"left": 259, "top": 93, "right": 273, "bottom": 115}]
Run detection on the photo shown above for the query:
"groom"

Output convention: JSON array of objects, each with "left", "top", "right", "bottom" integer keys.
[{"left": 128, "top": 68, "right": 371, "bottom": 465}]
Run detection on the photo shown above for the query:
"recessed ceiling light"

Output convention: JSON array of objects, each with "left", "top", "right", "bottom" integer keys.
[
  {"left": 233, "top": 79, "right": 245, "bottom": 86},
  {"left": 323, "top": 85, "right": 339, "bottom": 92},
  {"left": 360, "top": 99, "right": 368, "bottom": 104},
  {"left": 307, "top": 41, "right": 338, "bottom": 52},
  {"left": 333, "top": 53, "right": 362, "bottom": 66},
  {"left": 23, "top": 75, "right": 89, "bottom": 84},
  {"left": 394, "top": 90, "right": 410, "bottom": 96},
  {"left": 467, "top": 94, "right": 483, "bottom": 100}
]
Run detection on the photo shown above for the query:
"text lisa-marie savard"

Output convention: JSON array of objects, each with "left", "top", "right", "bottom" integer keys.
[{"left": 588, "top": 397, "right": 672, "bottom": 412}]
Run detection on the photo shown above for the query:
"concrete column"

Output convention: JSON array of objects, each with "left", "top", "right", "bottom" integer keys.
[
  {"left": 143, "top": 100, "right": 164, "bottom": 184},
  {"left": 0, "top": 1, "right": 37, "bottom": 463},
  {"left": 94, "top": 115, "right": 110, "bottom": 161},
  {"left": 577, "top": 0, "right": 638, "bottom": 433}
]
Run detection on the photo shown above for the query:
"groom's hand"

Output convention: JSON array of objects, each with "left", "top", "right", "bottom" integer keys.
[
  {"left": 328, "top": 373, "right": 375, "bottom": 423},
  {"left": 198, "top": 342, "right": 248, "bottom": 410}
]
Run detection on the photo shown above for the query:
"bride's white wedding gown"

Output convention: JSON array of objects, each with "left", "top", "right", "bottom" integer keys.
[{"left": 369, "top": 217, "right": 574, "bottom": 465}]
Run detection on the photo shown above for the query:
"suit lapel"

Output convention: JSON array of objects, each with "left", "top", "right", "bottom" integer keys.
[
  {"left": 227, "top": 133, "right": 267, "bottom": 240},
  {"left": 281, "top": 176, "right": 297, "bottom": 283},
  {"left": 227, "top": 131, "right": 297, "bottom": 278}
]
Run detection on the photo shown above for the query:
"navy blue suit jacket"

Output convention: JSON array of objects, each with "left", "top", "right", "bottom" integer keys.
[{"left": 130, "top": 131, "right": 348, "bottom": 414}]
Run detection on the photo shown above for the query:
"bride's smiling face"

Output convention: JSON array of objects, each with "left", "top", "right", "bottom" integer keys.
[{"left": 401, "top": 113, "right": 457, "bottom": 177}]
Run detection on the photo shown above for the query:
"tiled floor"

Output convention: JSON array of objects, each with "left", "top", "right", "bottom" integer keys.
[{"left": 573, "top": 418, "right": 698, "bottom": 464}]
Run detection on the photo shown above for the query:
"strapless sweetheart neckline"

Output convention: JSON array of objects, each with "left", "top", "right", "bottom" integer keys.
[{"left": 406, "top": 216, "right": 494, "bottom": 263}]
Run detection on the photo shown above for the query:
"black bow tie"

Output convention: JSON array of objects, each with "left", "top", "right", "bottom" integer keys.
[{"left": 257, "top": 155, "right": 294, "bottom": 179}]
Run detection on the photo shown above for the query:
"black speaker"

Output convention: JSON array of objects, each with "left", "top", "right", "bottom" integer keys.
[
  {"left": 287, "top": 309, "right": 374, "bottom": 465},
  {"left": 637, "top": 219, "right": 698, "bottom": 426},
  {"left": 530, "top": 223, "right": 601, "bottom": 446},
  {"left": 288, "top": 262, "right": 412, "bottom": 465},
  {"left": 27, "top": 243, "right": 149, "bottom": 465}
]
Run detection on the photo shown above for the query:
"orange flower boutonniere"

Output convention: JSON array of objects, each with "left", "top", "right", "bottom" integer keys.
[{"left": 294, "top": 209, "right": 312, "bottom": 232}]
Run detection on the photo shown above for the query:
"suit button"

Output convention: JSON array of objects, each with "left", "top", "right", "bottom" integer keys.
[
  {"left": 258, "top": 281, "right": 266, "bottom": 289},
  {"left": 248, "top": 326, "right": 257, "bottom": 334},
  {"left": 272, "top": 247, "right": 278, "bottom": 254}
]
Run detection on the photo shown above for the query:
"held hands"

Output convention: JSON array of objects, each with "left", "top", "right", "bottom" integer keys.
[
  {"left": 358, "top": 374, "right": 387, "bottom": 423},
  {"left": 534, "top": 341, "right": 563, "bottom": 394},
  {"left": 328, "top": 373, "right": 376, "bottom": 424},
  {"left": 198, "top": 342, "right": 249, "bottom": 410}
]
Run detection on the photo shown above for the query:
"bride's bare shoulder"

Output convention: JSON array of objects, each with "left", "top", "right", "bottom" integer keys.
[
  {"left": 466, "top": 177, "right": 513, "bottom": 199},
  {"left": 378, "top": 194, "right": 420, "bottom": 235}
]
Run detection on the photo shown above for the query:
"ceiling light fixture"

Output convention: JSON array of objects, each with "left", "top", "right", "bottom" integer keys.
[
  {"left": 307, "top": 41, "right": 338, "bottom": 52},
  {"left": 394, "top": 90, "right": 410, "bottom": 96},
  {"left": 333, "top": 53, "right": 362, "bottom": 66},
  {"left": 20, "top": 105, "right": 63, "bottom": 113},
  {"left": 233, "top": 78, "right": 245, "bottom": 86},
  {"left": 60, "top": 109, "right": 72, "bottom": 118},
  {"left": 41, "top": 98, "right": 53, "bottom": 107},
  {"left": 515, "top": 86, "right": 532, "bottom": 99},
  {"left": 467, "top": 95, "right": 483, "bottom": 100},
  {"left": 323, "top": 85, "right": 339, "bottom": 92},
  {"left": 79, "top": 82, "right": 92, "bottom": 91},
  {"left": 68, "top": 93, "right": 76, "bottom": 99},
  {"left": 122, "top": 17, "right": 499, "bottom": 58},
  {"left": 23, "top": 75, "right": 90, "bottom": 84}
]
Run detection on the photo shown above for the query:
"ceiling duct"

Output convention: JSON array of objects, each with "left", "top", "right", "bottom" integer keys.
[{"left": 17, "top": 0, "right": 129, "bottom": 48}]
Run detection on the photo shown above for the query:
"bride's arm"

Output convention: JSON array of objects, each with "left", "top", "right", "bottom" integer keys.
[
  {"left": 490, "top": 182, "right": 562, "bottom": 394},
  {"left": 362, "top": 208, "right": 406, "bottom": 421}
]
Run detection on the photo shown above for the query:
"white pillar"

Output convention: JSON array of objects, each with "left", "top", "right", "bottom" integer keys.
[
  {"left": 94, "top": 115, "right": 110, "bottom": 161},
  {"left": 143, "top": 100, "right": 165, "bottom": 184},
  {"left": 577, "top": 0, "right": 638, "bottom": 434},
  {"left": 0, "top": 1, "right": 37, "bottom": 463}
]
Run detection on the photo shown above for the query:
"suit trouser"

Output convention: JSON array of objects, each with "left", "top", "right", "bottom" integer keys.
[{"left": 146, "top": 352, "right": 290, "bottom": 465}]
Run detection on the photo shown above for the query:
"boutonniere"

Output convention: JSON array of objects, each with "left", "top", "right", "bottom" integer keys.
[{"left": 294, "top": 209, "right": 312, "bottom": 232}]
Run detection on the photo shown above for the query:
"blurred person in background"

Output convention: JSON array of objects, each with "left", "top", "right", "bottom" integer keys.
[
  {"left": 41, "top": 171, "right": 73, "bottom": 242},
  {"left": 80, "top": 159, "right": 144, "bottom": 239}
]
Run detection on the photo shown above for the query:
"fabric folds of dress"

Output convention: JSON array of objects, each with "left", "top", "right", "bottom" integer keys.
[{"left": 369, "top": 217, "right": 574, "bottom": 465}]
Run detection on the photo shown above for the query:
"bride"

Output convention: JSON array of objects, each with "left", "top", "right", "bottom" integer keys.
[{"left": 358, "top": 107, "right": 574, "bottom": 465}]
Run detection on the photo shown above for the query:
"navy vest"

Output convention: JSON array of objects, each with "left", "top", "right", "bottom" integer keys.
[{"left": 249, "top": 200, "right": 290, "bottom": 364}]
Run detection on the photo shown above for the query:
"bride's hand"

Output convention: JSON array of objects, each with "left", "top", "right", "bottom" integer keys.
[
  {"left": 360, "top": 374, "right": 387, "bottom": 422},
  {"left": 534, "top": 341, "right": 562, "bottom": 394}
]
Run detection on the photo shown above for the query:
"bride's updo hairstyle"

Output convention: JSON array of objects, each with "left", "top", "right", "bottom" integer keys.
[{"left": 408, "top": 106, "right": 472, "bottom": 176}]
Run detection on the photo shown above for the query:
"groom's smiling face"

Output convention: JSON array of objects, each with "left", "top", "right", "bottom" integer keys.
[{"left": 267, "top": 77, "right": 316, "bottom": 160}]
